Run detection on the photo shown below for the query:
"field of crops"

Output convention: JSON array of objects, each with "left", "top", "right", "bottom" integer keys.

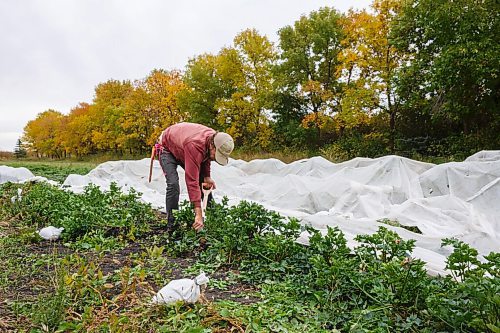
[{"left": 0, "top": 163, "right": 498, "bottom": 332}]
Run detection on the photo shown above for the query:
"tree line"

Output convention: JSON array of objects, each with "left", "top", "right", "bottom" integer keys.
[{"left": 22, "top": 0, "right": 499, "bottom": 160}]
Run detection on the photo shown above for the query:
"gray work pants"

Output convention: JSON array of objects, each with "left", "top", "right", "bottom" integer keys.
[
  {"left": 158, "top": 150, "right": 180, "bottom": 211},
  {"left": 158, "top": 150, "right": 213, "bottom": 211}
]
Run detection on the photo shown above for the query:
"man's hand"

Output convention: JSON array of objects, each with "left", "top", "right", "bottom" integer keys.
[
  {"left": 203, "top": 177, "right": 216, "bottom": 190},
  {"left": 193, "top": 207, "right": 204, "bottom": 231}
]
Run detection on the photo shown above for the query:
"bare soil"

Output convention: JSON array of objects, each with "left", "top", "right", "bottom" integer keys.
[{"left": 0, "top": 218, "right": 259, "bottom": 328}]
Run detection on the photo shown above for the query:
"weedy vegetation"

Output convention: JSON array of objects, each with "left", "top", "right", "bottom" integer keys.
[{"left": 0, "top": 180, "right": 498, "bottom": 332}]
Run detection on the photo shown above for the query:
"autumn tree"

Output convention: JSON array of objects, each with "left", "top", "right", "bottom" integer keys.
[
  {"left": 181, "top": 30, "right": 276, "bottom": 149},
  {"left": 339, "top": 0, "right": 406, "bottom": 151},
  {"left": 337, "top": 10, "right": 378, "bottom": 135},
  {"left": 120, "top": 85, "right": 152, "bottom": 152},
  {"left": 62, "top": 102, "right": 95, "bottom": 157},
  {"left": 119, "top": 69, "right": 188, "bottom": 152},
  {"left": 143, "top": 69, "right": 187, "bottom": 145},
  {"left": 88, "top": 80, "right": 134, "bottom": 152},
  {"left": 216, "top": 29, "right": 276, "bottom": 148},
  {"left": 23, "top": 110, "right": 65, "bottom": 158},
  {"left": 275, "top": 7, "right": 345, "bottom": 145}
]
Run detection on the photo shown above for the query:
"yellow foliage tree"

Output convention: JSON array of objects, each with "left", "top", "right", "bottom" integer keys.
[
  {"left": 141, "top": 69, "right": 187, "bottom": 145},
  {"left": 299, "top": 80, "right": 338, "bottom": 140},
  {"left": 339, "top": 0, "right": 405, "bottom": 149},
  {"left": 62, "top": 103, "right": 95, "bottom": 156},
  {"left": 88, "top": 80, "right": 134, "bottom": 152},
  {"left": 23, "top": 110, "right": 65, "bottom": 158},
  {"left": 120, "top": 85, "right": 153, "bottom": 152},
  {"left": 216, "top": 29, "right": 276, "bottom": 149}
]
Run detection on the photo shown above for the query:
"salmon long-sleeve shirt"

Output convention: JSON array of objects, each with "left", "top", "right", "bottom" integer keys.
[{"left": 160, "top": 123, "right": 215, "bottom": 208}]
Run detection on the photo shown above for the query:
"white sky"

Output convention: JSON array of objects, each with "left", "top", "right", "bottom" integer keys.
[{"left": 0, "top": 0, "right": 371, "bottom": 152}]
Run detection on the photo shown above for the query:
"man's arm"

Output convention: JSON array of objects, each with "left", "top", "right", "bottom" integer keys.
[
  {"left": 201, "top": 152, "right": 216, "bottom": 189},
  {"left": 202, "top": 158, "right": 211, "bottom": 177},
  {"left": 193, "top": 206, "right": 203, "bottom": 231},
  {"left": 184, "top": 144, "right": 205, "bottom": 230},
  {"left": 184, "top": 144, "right": 203, "bottom": 206}
]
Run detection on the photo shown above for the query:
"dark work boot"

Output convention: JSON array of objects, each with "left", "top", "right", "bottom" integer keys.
[{"left": 165, "top": 210, "right": 176, "bottom": 232}]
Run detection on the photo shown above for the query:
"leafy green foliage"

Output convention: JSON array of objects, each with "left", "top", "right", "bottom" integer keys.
[
  {"left": 168, "top": 202, "right": 499, "bottom": 332},
  {"left": 320, "top": 132, "right": 389, "bottom": 160},
  {"left": 178, "top": 53, "right": 228, "bottom": 129},
  {"left": 168, "top": 198, "right": 306, "bottom": 282},
  {"left": 377, "top": 218, "right": 422, "bottom": 234},
  {"left": 0, "top": 182, "right": 155, "bottom": 242},
  {"left": 426, "top": 239, "right": 500, "bottom": 332},
  {"left": 1, "top": 182, "right": 498, "bottom": 332},
  {"left": 392, "top": 0, "right": 499, "bottom": 137}
]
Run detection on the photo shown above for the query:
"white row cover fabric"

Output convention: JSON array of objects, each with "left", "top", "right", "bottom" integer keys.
[
  {"left": 0, "top": 165, "right": 35, "bottom": 183},
  {"left": 0, "top": 165, "right": 58, "bottom": 185},
  {"left": 2, "top": 151, "right": 499, "bottom": 275},
  {"left": 10, "top": 188, "right": 23, "bottom": 203}
]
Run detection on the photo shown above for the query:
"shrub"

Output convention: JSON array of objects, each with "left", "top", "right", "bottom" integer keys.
[{"left": 321, "top": 132, "right": 389, "bottom": 162}]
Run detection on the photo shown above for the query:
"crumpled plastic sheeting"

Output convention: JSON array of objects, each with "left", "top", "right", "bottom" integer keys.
[
  {"left": 0, "top": 165, "right": 34, "bottom": 183},
  {"left": 465, "top": 150, "right": 500, "bottom": 162},
  {"left": 152, "top": 272, "right": 209, "bottom": 305},
  {"left": 0, "top": 165, "right": 57, "bottom": 185},
  {"left": 63, "top": 159, "right": 189, "bottom": 207}
]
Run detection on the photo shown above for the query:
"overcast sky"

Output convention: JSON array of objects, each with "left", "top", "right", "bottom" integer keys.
[{"left": 0, "top": 0, "right": 371, "bottom": 151}]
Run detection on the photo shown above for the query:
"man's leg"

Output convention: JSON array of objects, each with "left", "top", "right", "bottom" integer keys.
[{"left": 159, "top": 150, "right": 180, "bottom": 228}]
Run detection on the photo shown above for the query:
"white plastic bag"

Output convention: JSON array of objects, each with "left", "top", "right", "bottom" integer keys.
[
  {"left": 10, "top": 188, "right": 23, "bottom": 203},
  {"left": 38, "top": 226, "right": 64, "bottom": 241},
  {"left": 152, "top": 272, "right": 209, "bottom": 305}
]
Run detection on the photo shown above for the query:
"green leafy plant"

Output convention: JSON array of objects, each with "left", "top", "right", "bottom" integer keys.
[
  {"left": 426, "top": 239, "right": 500, "bottom": 332},
  {"left": 171, "top": 198, "right": 306, "bottom": 283},
  {"left": 0, "top": 182, "right": 156, "bottom": 241},
  {"left": 1, "top": 181, "right": 498, "bottom": 332}
]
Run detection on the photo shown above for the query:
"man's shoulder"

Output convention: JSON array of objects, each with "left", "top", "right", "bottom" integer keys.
[{"left": 171, "top": 122, "right": 212, "bottom": 131}]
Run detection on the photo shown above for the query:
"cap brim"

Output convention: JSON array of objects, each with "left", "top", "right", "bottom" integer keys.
[{"left": 215, "top": 150, "right": 229, "bottom": 166}]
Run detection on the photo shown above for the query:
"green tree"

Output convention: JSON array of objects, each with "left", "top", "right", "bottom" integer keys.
[
  {"left": 392, "top": 0, "right": 500, "bottom": 136},
  {"left": 268, "top": 91, "right": 313, "bottom": 149},
  {"left": 13, "top": 138, "right": 27, "bottom": 158},
  {"left": 179, "top": 53, "right": 231, "bottom": 129},
  {"left": 276, "top": 7, "right": 345, "bottom": 145}
]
